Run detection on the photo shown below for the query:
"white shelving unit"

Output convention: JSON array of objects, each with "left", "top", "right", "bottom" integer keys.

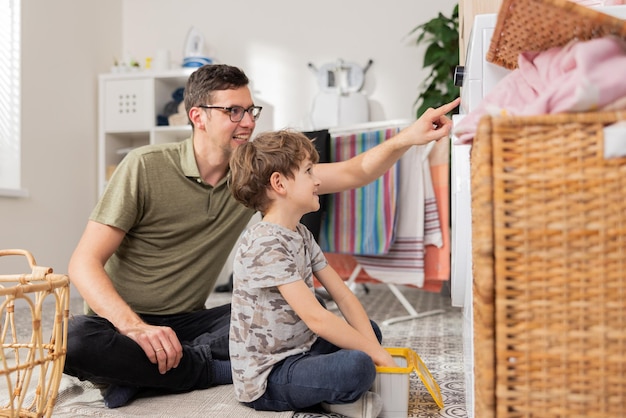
[{"left": 97, "top": 69, "right": 195, "bottom": 194}]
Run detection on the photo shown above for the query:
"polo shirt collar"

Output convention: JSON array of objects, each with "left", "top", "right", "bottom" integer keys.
[
  {"left": 181, "top": 137, "right": 230, "bottom": 188},
  {"left": 181, "top": 137, "right": 200, "bottom": 179}
]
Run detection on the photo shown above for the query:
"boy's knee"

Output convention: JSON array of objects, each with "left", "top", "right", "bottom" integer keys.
[{"left": 337, "top": 350, "right": 377, "bottom": 390}]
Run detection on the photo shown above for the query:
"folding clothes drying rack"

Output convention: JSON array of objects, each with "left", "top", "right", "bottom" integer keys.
[
  {"left": 342, "top": 264, "right": 445, "bottom": 326},
  {"left": 322, "top": 120, "right": 449, "bottom": 326}
]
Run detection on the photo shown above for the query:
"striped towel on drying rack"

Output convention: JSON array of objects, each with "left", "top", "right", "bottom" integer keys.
[
  {"left": 319, "top": 127, "right": 401, "bottom": 255},
  {"left": 354, "top": 144, "right": 443, "bottom": 288}
]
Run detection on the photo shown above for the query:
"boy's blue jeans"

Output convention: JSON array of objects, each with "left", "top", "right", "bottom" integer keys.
[{"left": 246, "top": 321, "right": 383, "bottom": 412}]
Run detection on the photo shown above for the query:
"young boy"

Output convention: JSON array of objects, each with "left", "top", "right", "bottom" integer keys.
[{"left": 228, "top": 130, "right": 397, "bottom": 418}]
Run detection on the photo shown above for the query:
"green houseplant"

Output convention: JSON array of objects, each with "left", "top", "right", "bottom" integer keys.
[{"left": 410, "top": 4, "right": 460, "bottom": 116}]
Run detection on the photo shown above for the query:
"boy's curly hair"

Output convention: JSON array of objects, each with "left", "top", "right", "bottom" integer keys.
[{"left": 229, "top": 130, "right": 319, "bottom": 213}]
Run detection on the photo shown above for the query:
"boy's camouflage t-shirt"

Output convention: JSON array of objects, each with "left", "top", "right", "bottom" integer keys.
[{"left": 229, "top": 221, "right": 328, "bottom": 402}]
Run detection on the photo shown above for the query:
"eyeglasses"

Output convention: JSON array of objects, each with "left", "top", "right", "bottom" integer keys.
[{"left": 198, "top": 105, "right": 263, "bottom": 122}]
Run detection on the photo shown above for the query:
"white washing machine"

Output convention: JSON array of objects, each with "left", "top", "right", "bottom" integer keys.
[{"left": 450, "top": 14, "right": 509, "bottom": 418}]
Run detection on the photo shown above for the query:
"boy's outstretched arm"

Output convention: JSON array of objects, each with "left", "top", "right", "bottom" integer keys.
[{"left": 315, "top": 97, "right": 460, "bottom": 195}]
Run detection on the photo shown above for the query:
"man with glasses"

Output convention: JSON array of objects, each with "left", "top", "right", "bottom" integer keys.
[
  {"left": 64, "top": 64, "right": 459, "bottom": 408},
  {"left": 197, "top": 104, "right": 263, "bottom": 122}
]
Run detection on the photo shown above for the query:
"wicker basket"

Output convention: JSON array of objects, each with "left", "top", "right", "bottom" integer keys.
[
  {"left": 487, "top": 0, "right": 626, "bottom": 69},
  {"left": 0, "top": 250, "right": 70, "bottom": 418},
  {"left": 471, "top": 111, "right": 626, "bottom": 418}
]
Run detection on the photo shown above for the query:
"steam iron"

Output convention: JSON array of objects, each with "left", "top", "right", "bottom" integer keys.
[{"left": 182, "top": 26, "right": 212, "bottom": 67}]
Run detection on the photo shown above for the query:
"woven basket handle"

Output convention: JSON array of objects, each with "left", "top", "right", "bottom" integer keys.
[{"left": 0, "top": 248, "right": 53, "bottom": 280}]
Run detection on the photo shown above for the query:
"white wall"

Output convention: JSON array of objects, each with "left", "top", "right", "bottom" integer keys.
[
  {"left": 0, "top": 0, "right": 456, "bottom": 279},
  {"left": 121, "top": 0, "right": 457, "bottom": 130},
  {"left": 0, "top": 0, "right": 120, "bottom": 275}
]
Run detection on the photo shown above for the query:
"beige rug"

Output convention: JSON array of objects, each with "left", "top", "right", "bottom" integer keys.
[
  {"left": 1, "top": 295, "right": 292, "bottom": 418},
  {"left": 52, "top": 375, "right": 291, "bottom": 418}
]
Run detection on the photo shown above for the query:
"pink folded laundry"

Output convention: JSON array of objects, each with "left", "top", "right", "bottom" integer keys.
[{"left": 454, "top": 36, "right": 626, "bottom": 144}]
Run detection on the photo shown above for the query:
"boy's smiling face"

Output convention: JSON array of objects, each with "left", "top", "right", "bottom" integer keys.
[{"left": 283, "top": 155, "right": 321, "bottom": 216}]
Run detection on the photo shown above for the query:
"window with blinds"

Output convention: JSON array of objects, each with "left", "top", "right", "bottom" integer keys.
[{"left": 0, "top": 0, "right": 22, "bottom": 196}]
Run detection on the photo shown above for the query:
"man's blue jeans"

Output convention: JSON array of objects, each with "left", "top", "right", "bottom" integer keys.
[
  {"left": 246, "top": 321, "right": 383, "bottom": 412},
  {"left": 63, "top": 303, "right": 231, "bottom": 392}
]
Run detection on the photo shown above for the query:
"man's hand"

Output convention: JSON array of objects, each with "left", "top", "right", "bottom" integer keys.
[{"left": 123, "top": 323, "right": 184, "bottom": 374}]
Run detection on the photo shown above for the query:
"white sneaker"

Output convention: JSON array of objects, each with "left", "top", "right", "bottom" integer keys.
[{"left": 321, "top": 391, "right": 383, "bottom": 418}]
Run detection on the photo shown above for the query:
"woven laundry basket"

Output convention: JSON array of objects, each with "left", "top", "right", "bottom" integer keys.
[
  {"left": 471, "top": 111, "right": 626, "bottom": 418},
  {"left": 0, "top": 249, "right": 70, "bottom": 418},
  {"left": 487, "top": 0, "right": 626, "bottom": 70}
]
